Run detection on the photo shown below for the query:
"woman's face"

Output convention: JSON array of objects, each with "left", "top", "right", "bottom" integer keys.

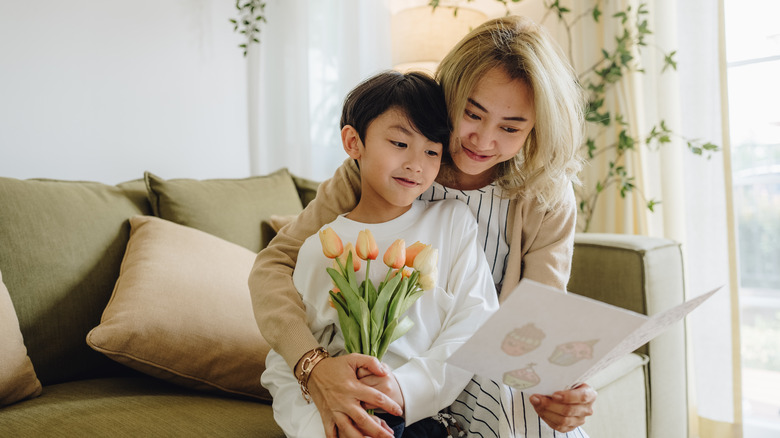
[{"left": 449, "top": 67, "right": 536, "bottom": 189}]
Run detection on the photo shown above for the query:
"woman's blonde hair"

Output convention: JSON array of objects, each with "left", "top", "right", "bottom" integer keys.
[{"left": 436, "top": 15, "right": 585, "bottom": 210}]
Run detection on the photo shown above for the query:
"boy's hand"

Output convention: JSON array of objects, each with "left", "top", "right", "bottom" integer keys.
[
  {"left": 307, "top": 353, "right": 401, "bottom": 438},
  {"left": 356, "top": 365, "right": 405, "bottom": 413},
  {"left": 529, "top": 383, "right": 597, "bottom": 433}
]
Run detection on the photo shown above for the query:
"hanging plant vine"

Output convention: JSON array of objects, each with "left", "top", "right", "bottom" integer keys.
[{"left": 230, "top": 0, "right": 267, "bottom": 57}]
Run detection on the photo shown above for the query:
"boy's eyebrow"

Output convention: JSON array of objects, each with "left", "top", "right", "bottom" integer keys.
[
  {"left": 467, "top": 98, "right": 528, "bottom": 122},
  {"left": 389, "top": 124, "right": 415, "bottom": 135}
]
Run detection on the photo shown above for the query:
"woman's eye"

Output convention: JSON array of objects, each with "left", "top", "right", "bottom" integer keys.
[
  {"left": 465, "top": 109, "right": 480, "bottom": 120},
  {"left": 503, "top": 127, "right": 519, "bottom": 133}
]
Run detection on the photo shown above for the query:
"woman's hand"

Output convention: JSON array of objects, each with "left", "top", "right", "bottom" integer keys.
[
  {"left": 306, "top": 353, "right": 403, "bottom": 438},
  {"left": 529, "top": 383, "right": 597, "bottom": 433}
]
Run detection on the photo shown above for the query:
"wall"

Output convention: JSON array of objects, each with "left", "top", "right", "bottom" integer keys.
[{"left": 0, "top": 0, "right": 250, "bottom": 184}]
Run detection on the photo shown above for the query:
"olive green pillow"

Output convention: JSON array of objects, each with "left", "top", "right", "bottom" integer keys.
[
  {"left": 87, "top": 215, "right": 272, "bottom": 401},
  {"left": 145, "top": 169, "right": 304, "bottom": 253},
  {"left": 0, "top": 269, "right": 42, "bottom": 406},
  {"left": 0, "top": 177, "right": 151, "bottom": 385}
]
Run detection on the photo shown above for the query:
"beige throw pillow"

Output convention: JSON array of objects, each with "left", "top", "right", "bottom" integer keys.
[
  {"left": 0, "top": 269, "right": 42, "bottom": 406},
  {"left": 87, "top": 215, "right": 272, "bottom": 401}
]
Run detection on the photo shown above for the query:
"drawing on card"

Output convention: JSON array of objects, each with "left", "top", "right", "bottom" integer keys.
[
  {"left": 548, "top": 339, "right": 599, "bottom": 366},
  {"left": 503, "top": 363, "right": 541, "bottom": 390},
  {"left": 501, "top": 323, "right": 546, "bottom": 356}
]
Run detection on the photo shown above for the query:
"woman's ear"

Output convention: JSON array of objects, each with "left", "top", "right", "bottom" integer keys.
[{"left": 341, "top": 125, "right": 362, "bottom": 159}]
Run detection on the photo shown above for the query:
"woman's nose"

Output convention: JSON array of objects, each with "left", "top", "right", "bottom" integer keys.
[{"left": 470, "top": 125, "right": 493, "bottom": 151}]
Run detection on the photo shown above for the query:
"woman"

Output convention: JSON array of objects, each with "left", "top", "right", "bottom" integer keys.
[{"left": 249, "top": 15, "right": 596, "bottom": 438}]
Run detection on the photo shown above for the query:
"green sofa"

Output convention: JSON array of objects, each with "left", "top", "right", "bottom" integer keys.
[{"left": 0, "top": 170, "right": 687, "bottom": 438}]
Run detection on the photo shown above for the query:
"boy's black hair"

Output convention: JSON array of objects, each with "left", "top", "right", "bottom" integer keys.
[{"left": 340, "top": 70, "right": 450, "bottom": 148}]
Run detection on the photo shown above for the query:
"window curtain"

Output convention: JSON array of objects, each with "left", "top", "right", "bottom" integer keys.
[
  {"left": 569, "top": 0, "right": 741, "bottom": 436},
  {"left": 248, "top": 0, "right": 392, "bottom": 181}
]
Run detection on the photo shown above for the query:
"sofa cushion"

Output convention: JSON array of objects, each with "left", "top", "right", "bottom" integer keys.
[
  {"left": 0, "top": 377, "right": 284, "bottom": 437},
  {"left": 86, "top": 215, "right": 272, "bottom": 401},
  {"left": 0, "top": 177, "right": 151, "bottom": 385},
  {"left": 0, "top": 269, "right": 42, "bottom": 406},
  {"left": 145, "top": 169, "right": 304, "bottom": 253}
]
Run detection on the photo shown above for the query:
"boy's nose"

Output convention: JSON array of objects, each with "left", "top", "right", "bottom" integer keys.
[{"left": 404, "top": 154, "right": 423, "bottom": 172}]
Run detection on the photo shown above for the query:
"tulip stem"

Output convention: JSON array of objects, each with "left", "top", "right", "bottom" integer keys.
[{"left": 364, "top": 259, "right": 371, "bottom": 300}]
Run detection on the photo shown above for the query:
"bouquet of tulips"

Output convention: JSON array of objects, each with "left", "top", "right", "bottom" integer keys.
[{"left": 319, "top": 227, "right": 438, "bottom": 361}]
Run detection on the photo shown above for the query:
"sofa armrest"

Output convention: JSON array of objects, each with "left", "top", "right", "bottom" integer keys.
[{"left": 569, "top": 233, "right": 687, "bottom": 438}]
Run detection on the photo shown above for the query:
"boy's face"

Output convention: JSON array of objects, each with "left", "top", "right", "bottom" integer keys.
[{"left": 343, "top": 107, "right": 443, "bottom": 222}]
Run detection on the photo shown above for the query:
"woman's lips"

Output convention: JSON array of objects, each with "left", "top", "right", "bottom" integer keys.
[{"left": 462, "top": 146, "right": 493, "bottom": 162}]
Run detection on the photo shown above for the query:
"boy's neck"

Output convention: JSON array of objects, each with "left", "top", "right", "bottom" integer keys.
[{"left": 345, "top": 202, "right": 413, "bottom": 224}]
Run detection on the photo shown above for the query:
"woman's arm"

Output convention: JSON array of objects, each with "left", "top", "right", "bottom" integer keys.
[
  {"left": 249, "top": 159, "right": 361, "bottom": 368},
  {"left": 502, "top": 184, "right": 578, "bottom": 296}
]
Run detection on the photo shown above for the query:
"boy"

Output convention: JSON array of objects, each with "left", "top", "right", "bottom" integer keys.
[{"left": 260, "top": 71, "right": 499, "bottom": 437}]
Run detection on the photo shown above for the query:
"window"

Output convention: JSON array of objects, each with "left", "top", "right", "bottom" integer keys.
[{"left": 724, "top": 0, "right": 780, "bottom": 435}]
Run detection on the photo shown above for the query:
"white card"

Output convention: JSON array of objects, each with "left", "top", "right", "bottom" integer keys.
[{"left": 447, "top": 279, "right": 720, "bottom": 395}]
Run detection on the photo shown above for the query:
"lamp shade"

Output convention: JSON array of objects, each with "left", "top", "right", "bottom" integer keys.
[{"left": 391, "top": 6, "right": 488, "bottom": 73}]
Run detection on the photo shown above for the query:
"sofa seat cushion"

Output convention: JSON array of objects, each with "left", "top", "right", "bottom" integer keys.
[{"left": 0, "top": 377, "right": 284, "bottom": 438}]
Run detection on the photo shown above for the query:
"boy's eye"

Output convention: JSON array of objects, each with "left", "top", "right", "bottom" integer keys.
[
  {"left": 391, "top": 141, "right": 407, "bottom": 148},
  {"left": 426, "top": 150, "right": 440, "bottom": 157}
]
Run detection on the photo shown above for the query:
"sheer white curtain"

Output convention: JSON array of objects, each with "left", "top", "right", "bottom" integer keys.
[
  {"left": 248, "top": 0, "right": 392, "bottom": 181},
  {"left": 566, "top": 0, "right": 740, "bottom": 436},
  {"left": 676, "top": 1, "right": 741, "bottom": 436}
]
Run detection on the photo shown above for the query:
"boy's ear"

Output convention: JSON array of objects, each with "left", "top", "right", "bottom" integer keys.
[{"left": 341, "top": 125, "right": 362, "bottom": 159}]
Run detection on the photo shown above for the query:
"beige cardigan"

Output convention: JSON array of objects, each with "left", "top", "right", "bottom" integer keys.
[{"left": 248, "top": 159, "right": 577, "bottom": 370}]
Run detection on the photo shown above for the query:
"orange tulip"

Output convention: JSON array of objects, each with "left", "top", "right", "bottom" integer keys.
[
  {"left": 356, "top": 229, "right": 379, "bottom": 260},
  {"left": 337, "top": 242, "right": 361, "bottom": 273},
  {"left": 405, "top": 241, "right": 428, "bottom": 267},
  {"left": 319, "top": 227, "right": 343, "bottom": 259},
  {"left": 383, "top": 239, "right": 406, "bottom": 270},
  {"left": 389, "top": 267, "right": 413, "bottom": 280}
]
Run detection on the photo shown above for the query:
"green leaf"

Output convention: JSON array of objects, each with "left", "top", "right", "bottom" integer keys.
[
  {"left": 663, "top": 50, "right": 678, "bottom": 72},
  {"left": 398, "top": 288, "right": 425, "bottom": 316},
  {"left": 326, "top": 267, "right": 362, "bottom": 317},
  {"left": 370, "top": 316, "right": 382, "bottom": 356},
  {"left": 376, "top": 318, "right": 399, "bottom": 361},
  {"left": 387, "top": 276, "right": 410, "bottom": 323},
  {"left": 389, "top": 317, "right": 415, "bottom": 345},
  {"left": 345, "top": 252, "right": 360, "bottom": 293},
  {"left": 359, "top": 300, "right": 370, "bottom": 354},
  {"left": 647, "top": 199, "right": 660, "bottom": 212},
  {"left": 371, "top": 272, "right": 402, "bottom": 328},
  {"left": 331, "top": 293, "right": 359, "bottom": 353},
  {"left": 593, "top": 6, "right": 602, "bottom": 22},
  {"left": 586, "top": 138, "right": 597, "bottom": 159},
  {"left": 365, "top": 279, "right": 378, "bottom": 308},
  {"left": 330, "top": 290, "right": 348, "bottom": 311}
]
